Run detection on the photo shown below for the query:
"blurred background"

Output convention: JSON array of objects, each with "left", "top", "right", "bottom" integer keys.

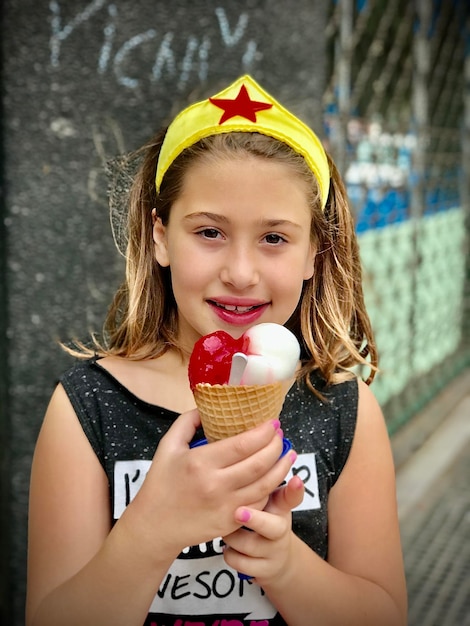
[{"left": 1, "top": 1, "right": 469, "bottom": 624}]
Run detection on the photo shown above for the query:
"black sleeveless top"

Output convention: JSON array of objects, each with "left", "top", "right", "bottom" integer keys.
[{"left": 60, "top": 357, "right": 358, "bottom": 625}]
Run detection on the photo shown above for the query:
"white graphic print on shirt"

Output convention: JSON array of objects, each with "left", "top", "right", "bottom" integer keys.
[{"left": 113, "top": 454, "right": 320, "bottom": 622}]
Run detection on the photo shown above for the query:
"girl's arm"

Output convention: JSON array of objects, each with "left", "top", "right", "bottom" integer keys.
[
  {"left": 224, "top": 379, "right": 407, "bottom": 625},
  {"left": 26, "top": 383, "right": 294, "bottom": 626},
  {"left": 26, "top": 383, "right": 175, "bottom": 626}
]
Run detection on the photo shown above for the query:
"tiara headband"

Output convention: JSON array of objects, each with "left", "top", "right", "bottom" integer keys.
[{"left": 155, "top": 75, "right": 330, "bottom": 209}]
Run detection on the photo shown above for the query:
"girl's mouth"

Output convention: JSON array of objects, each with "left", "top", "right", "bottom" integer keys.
[{"left": 207, "top": 300, "right": 268, "bottom": 326}]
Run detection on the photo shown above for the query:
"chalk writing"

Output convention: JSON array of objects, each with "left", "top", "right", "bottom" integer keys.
[
  {"left": 152, "top": 32, "right": 177, "bottom": 80},
  {"left": 177, "top": 35, "right": 211, "bottom": 90},
  {"left": 49, "top": 2, "right": 258, "bottom": 90},
  {"left": 215, "top": 8, "right": 249, "bottom": 46},
  {"left": 113, "top": 28, "right": 157, "bottom": 88},
  {"left": 98, "top": 3, "right": 117, "bottom": 73},
  {"left": 50, "top": 0, "right": 107, "bottom": 67}
]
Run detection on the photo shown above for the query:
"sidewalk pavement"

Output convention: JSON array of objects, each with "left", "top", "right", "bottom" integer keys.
[{"left": 394, "top": 369, "right": 470, "bottom": 626}]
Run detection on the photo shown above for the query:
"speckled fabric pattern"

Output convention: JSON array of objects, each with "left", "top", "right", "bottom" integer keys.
[
  {"left": 281, "top": 372, "right": 358, "bottom": 559},
  {"left": 59, "top": 357, "right": 358, "bottom": 624}
]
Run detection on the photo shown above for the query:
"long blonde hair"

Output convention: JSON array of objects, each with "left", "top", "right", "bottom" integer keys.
[{"left": 71, "top": 131, "right": 377, "bottom": 385}]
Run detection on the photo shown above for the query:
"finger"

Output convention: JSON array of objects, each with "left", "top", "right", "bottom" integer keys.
[
  {"left": 223, "top": 543, "right": 258, "bottom": 582},
  {"left": 205, "top": 419, "right": 284, "bottom": 468},
  {"left": 233, "top": 446, "right": 297, "bottom": 505},
  {"left": 231, "top": 475, "right": 303, "bottom": 539},
  {"left": 265, "top": 475, "right": 305, "bottom": 515},
  {"left": 231, "top": 507, "right": 289, "bottom": 542},
  {"left": 161, "top": 409, "right": 201, "bottom": 450}
]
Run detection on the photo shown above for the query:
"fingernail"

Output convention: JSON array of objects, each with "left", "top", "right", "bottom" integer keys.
[
  {"left": 277, "top": 428, "right": 284, "bottom": 439},
  {"left": 289, "top": 451, "right": 298, "bottom": 464},
  {"left": 271, "top": 419, "right": 281, "bottom": 430},
  {"left": 237, "top": 509, "right": 251, "bottom": 523}
]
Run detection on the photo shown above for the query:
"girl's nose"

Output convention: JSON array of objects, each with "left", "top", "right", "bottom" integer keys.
[{"left": 219, "top": 245, "right": 260, "bottom": 290}]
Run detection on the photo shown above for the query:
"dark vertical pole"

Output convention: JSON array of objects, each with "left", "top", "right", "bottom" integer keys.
[
  {"left": 0, "top": 0, "right": 12, "bottom": 618},
  {"left": 410, "top": 0, "right": 431, "bottom": 373},
  {"left": 411, "top": 0, "right": 430, "bottom": 222},
  {"left": 336, "top": 0, "right": 353, "bottom": 175}
]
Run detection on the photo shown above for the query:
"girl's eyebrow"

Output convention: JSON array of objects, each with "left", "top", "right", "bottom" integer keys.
[
  {"left": 261, "top": 219, "right": 303, "bottom": 231},
  {"left": 184, "top": 212, "right": 229, "bottom": 223},
  {"left": 184, "top": 212, "right": 303, "bottom": 230}
]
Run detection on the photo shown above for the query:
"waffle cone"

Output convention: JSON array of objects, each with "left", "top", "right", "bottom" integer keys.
[{"left": 193, "top": 381, "right": 285, "bottom": 442}]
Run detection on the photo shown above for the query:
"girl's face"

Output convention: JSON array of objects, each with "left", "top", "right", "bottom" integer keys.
[{"left": 153, "top": 155, "right": 315, "bottom": 352}]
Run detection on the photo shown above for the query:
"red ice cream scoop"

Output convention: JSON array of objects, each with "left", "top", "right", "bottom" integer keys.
[{"left": 188, "top": 330, "right": 246, "bottom": 390}]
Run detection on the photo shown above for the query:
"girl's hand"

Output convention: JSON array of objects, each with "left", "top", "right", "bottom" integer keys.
[
  {"left": 123, "top": 409, "right": 296, "bottom": 560},
  {"left": 222, "top": 473, "right": 304, "bottom": 584}
]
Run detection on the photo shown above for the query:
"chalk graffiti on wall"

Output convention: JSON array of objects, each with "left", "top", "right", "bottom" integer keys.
[
  {"left": 344, "top": 119, "right": 415, "bottom": 189},
  {"left": 342, "top": 118, "right": 415, "bottom": 230},
  {"left": 49, "top": 1, "right": 258, "bottom": 90},
  {"left": 327, "top": 116, "right": 460, "bottom": 231}
]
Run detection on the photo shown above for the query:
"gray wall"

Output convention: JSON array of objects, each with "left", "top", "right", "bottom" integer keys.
[{"left": 1, "top": 1, "right": 329, "bottom": 623}]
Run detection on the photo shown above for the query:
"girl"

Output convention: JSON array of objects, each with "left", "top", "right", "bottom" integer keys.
[{"left": 26, "top": 75, "right": 407, "bottom": 626}]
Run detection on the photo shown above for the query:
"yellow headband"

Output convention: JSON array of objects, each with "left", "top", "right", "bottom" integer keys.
[{"left": 155, "top": 75, "right": 330, "bottom": 209}]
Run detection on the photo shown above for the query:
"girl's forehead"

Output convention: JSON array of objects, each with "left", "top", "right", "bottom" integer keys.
[
  {"left": 183, "top": 155, "right": 309, "bottom": 195},
  {"left": 171, "top": 156, "right": 313, "bottom": 224},
  {"left": 182, "top": 151, "right": 310, "bottom": 188}
]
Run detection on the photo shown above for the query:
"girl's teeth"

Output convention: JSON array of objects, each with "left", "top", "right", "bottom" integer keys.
[{"left": 221, "top": 304, "right": 253, "bottom": 313}]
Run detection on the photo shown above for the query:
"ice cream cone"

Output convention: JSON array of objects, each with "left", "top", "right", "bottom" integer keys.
[{"left": 194, "top": 381, "right": 285, "bottom": 442}]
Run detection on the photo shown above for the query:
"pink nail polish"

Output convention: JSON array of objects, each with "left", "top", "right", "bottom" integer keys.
[
  {"left": 277, "top": 428, "right": 284, "bottom": 439},
  {"left": 271, "top": 419, "right": 281, "bottom": 430},
  {"left": 238, "top": 509, "right": 251, "bottom": 523},
  {"left": 289, "top": 451, "right": 298, "bottom": 464}
]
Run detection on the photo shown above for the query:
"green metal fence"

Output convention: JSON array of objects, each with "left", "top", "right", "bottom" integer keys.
[{"left": 324, "top": 0, "right": 469, "bottom": 432}]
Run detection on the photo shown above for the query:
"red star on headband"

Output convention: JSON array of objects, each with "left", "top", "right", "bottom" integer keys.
[{"left": 209, "top": 84, "right": 273, "bottom": 124}]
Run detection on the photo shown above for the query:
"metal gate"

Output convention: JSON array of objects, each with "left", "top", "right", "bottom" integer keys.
[{"left": 324, "top": 0, "right": 470, "bottom": 432}]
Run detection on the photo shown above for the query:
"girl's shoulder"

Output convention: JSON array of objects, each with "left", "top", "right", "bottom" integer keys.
[
  {"left": 286, "top": 370, "right": 359, "bottom": 419},
  {"left": 282, "top": 371, "right": 359, "bottom": 478},
  {"left": 58, "top": 356, "right": 183, "bottom": 469},
  {"left": 59, "top": 355, "right": 104, "bottom": 394},
  {"left": 59, "top": 355, "right": 129, "bottom": 392}
]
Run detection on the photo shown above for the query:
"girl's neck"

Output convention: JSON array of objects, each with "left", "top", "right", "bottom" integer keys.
[{"left": 98, "top": 350, "right": 196, "bottom": 414}]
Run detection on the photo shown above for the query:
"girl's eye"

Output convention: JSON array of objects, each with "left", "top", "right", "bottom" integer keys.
[
  {"left": 198, "top": 228, "right": 222, "bottom": 239},
  {"left": 264, "top": 233, "right": 286, "bottom": 245}
]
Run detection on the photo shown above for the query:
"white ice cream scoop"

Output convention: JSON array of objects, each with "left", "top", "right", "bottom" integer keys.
[{"left": 228, "top": 323, "right": 300, "bottom": 385}]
